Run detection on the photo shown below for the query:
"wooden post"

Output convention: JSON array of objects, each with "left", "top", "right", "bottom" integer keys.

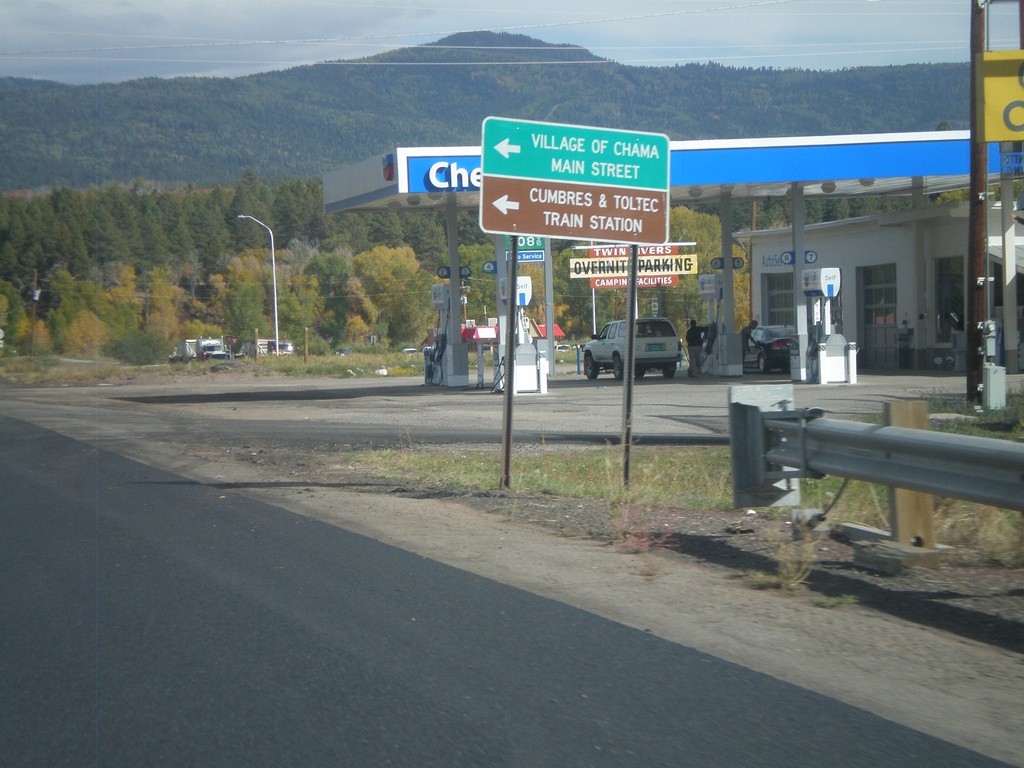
[
  {"left": 30, "top": 270, "right": 38, "bottom": 358},
  {"left": 885, "top": 401, "right": 936, "bottom": 549},
  {"left": 304, "top": 326, "right": 309, "bottom": 364}
]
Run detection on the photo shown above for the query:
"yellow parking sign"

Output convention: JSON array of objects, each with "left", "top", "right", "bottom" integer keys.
[{"left": 982, "top": 50, "right": 1024, "bottom": 142}]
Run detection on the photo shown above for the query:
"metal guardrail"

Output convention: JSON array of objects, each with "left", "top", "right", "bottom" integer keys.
[
  {"left": 761, "top": 415, "right": 1024, "bottom": 512},
  {"left": 729, "top": 385, "right": 1024, "bottom": 512}
]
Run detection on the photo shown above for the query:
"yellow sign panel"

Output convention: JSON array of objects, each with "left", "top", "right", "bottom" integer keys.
[
  {"left": 982, "top": 50, "right": 1024, "bottom": 142},
  {"left": 568, "top": 254, "right": 697, "bottom": 279}
]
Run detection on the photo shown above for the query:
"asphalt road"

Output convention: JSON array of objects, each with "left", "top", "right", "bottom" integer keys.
[
  {"left": 7, "top": 368, "right": 997, "bottom": 459},
  {"left": 1, "top": 414, "right": 1012, "bottom": 767}
]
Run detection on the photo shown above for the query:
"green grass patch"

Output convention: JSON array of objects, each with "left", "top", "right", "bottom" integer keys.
[
  {"left": 245, "top": 352, "right": 427, "bottom": 378},
  {"left": 813, "top": 594, "right": 860, "bottom": 608},
  {"left": 347, "top": 443, "right": 736, "bottom": 511},
  {"left": 924, "top": 392, "right": 1024, "bottom": 441}
]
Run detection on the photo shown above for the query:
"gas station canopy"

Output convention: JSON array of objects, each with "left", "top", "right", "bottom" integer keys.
[{"left": 324, "top": 131, "right": 1004, "bottom": 215}]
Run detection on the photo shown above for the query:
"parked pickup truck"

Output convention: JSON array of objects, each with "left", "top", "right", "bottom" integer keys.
[
  {"left": 582, "top": 317, "right": 681, "bottom": 380},
  {"left": 169, "top": 337, "right": 228, "bottom": 362}
]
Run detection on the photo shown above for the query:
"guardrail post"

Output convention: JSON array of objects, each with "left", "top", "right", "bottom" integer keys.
[
  {"left": 885, "top": 401, "right": 936, "bottom": 550},
  {"left": 729, "top": 383, "right": 801, "bottom": 507}
]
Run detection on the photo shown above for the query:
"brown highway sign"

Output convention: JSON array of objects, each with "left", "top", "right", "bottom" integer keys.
[{"left": 480, "top": 176, "right": 668, "bottom": 243}]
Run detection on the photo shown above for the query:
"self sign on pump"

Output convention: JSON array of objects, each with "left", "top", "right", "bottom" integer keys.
[
  {"left": 500, "top": 275, "right": 533, "bottom": 306},
  {"left": 802, "top": 268, "right": 841, "bottom": 298}
]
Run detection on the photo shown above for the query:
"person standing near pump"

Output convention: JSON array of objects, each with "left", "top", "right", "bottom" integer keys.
[
  {"left": 685, "top": 320, "right": 704, "bottom": 377},
  {"left": 741, "top": 319, "right": 758, "bottom": 352}
]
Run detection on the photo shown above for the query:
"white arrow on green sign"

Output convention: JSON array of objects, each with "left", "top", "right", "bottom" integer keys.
[
  {"left": 479, "top": 117, "right": 670, "bottom": 245},
  {"left": 482, "top": 118, "right": 668, "bottom": 189}
]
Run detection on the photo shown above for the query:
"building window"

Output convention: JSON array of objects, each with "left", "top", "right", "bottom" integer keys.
[
  {"left": 765, "top": 273, "right": 793, "bottom": 326},
  {"left": 934, "top": 255, "right": 964, "bottom": 344}
]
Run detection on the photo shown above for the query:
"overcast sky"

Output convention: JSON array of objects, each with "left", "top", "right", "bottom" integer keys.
[{"left": 1, "top": 0, "right": 1021, "bottom": 85}]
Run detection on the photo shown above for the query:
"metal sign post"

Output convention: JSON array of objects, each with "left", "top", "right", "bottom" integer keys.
[
  {"left": 500, "top": 238, "right": 519, "bottom": 490},
  {"left": 621, "top": 244, "right": 640, "bottom": 486},
  {"left": 481, "top": 116, "right": 670, "bottom": 492}
]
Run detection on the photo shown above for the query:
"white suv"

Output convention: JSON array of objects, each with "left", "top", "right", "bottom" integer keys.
[{"left": 582, "top": 317, "right": 681, "bottom": 380}]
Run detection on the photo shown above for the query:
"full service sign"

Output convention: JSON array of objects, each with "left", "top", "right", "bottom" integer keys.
[
  {"left": 505, "top": 235, "right": 545, "bottom": 263},
  {"left": 479, "top": 117, "right": 670, "bottom": 245}
]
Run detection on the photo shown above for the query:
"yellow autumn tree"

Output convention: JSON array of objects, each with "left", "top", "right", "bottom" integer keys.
[
  {"left": 669, "top": 206, "right": 752, "bottom": 330},
  {"left": 351, "top": 245, "right": 434, "bottom": 346},
  {"left": 13, "top": 316, "right": 52, "bottom": 354},
  {"left": 144, "top": 266, "right": 184, "bottom": 341},
  {"left": 344, "top": 314, "right": 371, "bottom": 344},
  {"left": 104, "top": 264, "right": 142, "bottom": 341},
  {"left": 64, "top": 311, "right": 109, "bottom": 357}
]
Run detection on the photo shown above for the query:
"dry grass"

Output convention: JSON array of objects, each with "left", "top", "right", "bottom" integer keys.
[
  {"left": 353, "top": 442, "right": 1023, "bottom": 569},
  {"left": 932, "top": 498, "right": 1024, "bottom": 567},
  {"left": 742, "top": 522, "right": 819, "bottom": 590},
  {"left": 0, "top": 352, "right": 430, "bottom": 384},
  {"left": 0, "top": 355, "right": 134, "bottom": 385},
  {"left": 803, "top": 476, "right": 1023, "bottom": 568}
]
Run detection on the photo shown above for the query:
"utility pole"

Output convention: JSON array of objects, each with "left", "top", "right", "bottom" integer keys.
[{"left": 967, "top": 0, "right": 988, "bottom": 404}]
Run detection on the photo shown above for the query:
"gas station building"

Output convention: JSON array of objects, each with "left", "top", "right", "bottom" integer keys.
[{"left": 324, "top": 130, "right": 1023, "bottom": 387}]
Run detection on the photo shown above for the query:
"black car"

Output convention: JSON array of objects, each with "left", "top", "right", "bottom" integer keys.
[{"left": 743, "top": 325, "right": 796, "bottom": 373}]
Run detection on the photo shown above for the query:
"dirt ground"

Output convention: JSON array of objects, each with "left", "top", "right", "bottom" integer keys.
[{"left": 2, "top": 368, "right": 1022, "bottom": 765}]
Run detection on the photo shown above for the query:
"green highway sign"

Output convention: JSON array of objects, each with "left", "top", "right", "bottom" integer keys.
[
  {"left": 479, "top": 117, "right": 671, "bottom": 245},
  {"left": 481, "top": 118, "right": 669, "bottom": 191}
]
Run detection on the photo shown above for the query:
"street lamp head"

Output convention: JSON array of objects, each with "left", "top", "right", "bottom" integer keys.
[{"left": 236, "top": 213, "right": 280, "bottom": 356}]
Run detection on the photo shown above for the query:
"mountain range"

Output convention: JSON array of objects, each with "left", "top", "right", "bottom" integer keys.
[{"left": 0, "top": 31, "right": 970, "bottom": 193}]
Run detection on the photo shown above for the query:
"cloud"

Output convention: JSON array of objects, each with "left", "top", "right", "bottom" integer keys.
[{"left": 0, "top": 0, "right": 1014, "bottom": 84}]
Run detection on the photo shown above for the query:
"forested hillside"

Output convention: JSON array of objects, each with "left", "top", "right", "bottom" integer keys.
[
  {"left": 0, "top": 173, "right": 485, "bottom": 358},
  {"left": 0, "top": 172, "right": 915, "bottom": 361},
  {"left": 0, "top": 31, "right": 970, "bottom": 361},
  {"left": 0, "top": 31, "right": 969, "bottom": 192}
]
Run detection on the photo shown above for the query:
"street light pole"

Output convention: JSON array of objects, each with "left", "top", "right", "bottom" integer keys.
[{"left": 237, "top": 215, "right": 280, "bottom": 356}]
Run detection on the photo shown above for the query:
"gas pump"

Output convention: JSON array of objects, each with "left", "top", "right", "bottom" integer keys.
[
  {"left": 801, "top": 268, "right": 854, "bottom": 384},
  {"left": 981, "top": 319, "right": 1006, "bottom": 408},
  {"left": 427, "top": 284, "right": 448, "bottom": 385},
  {"left": 496, "top": 275, "right": 548, "bottom": 394},
  {"left": 697, "top": 274, "right": 722, "bottom": 376}
]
